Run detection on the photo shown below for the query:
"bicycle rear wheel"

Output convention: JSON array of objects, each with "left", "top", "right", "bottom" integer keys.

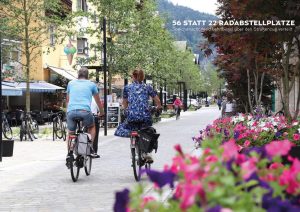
[
  {"left": 84, "top": 156, "right": 92, "bottom": 176},
  {"left": 70, "top": 155, "right": 80, "bottom": 182},
  {"left": 54, "top": 118, "right": 63, "bottom": 139},
  {"left": 3, "top": 123, "right": 13, "bottom": 140}
]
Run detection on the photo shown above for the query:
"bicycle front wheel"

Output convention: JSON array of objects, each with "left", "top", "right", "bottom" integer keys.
[
  {"left": 3, "top": 123, "right": 13, "bottom": 140},
  {"left": 54, "top": 118, "right": 63, "bottom": 139},
  {"left": 29, "top": 121, "right": 38, "bottom": 139},
  {"left": 62, "top": 123, "right": 67, "bottom": 141},
  {"left": 84, "top": 156, "right": 92, "bottom": 176},
  {"left": 70, "top": 156, "right": 80, "bottom": 182}
]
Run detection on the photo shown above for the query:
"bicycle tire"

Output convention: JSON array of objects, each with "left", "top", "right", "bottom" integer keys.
[
  {"left": 3, "top": 122, "right": 13, "bottom": 140},
  {"left": 52, "top": 120, "right": 56, "bottom": 141},
  {"left": 31, "top": 119, "right": 39, "bottom": 134},
  {"left": 62, "top": 123, "right": 67, "bottom": 141},
  {"left": 84, "top": 155, "right": 92, "bottom": 176},
  {"left": 131, "top": 146, "right": 142, "bottom": 181},
  {"left": 20, "top": 121, "right": 26, "bottom": 141},
  {"left": 28, "top": 124, "right": 34, "bottom": 141},
  {"left": 70, "top": 156, "right": 80, "bottom": 182},
  {"left": 28, "top": 122, "right": 37, "bottom": 140},
  {"left": 55, "top": 118, "right": 64, "bottom": 139}
]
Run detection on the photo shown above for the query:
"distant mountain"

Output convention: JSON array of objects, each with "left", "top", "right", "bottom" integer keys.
[{"left": 156, "top": 0, "right": 217, "bottom": 55}]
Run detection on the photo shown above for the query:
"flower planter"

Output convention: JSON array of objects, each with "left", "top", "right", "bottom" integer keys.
[{"left": 2, "top": 139, "right": 14, "bottom": 157}]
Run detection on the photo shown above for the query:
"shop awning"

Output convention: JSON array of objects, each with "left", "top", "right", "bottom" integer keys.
[
  {"left": 47, "top": 65, "right": 77, "bottom": 80},
  {"left": 2, "top": 81, "right": 64, "bottom": 93},
  {"left": 2, "top": 83, "right": 22, "bottom": 96}
]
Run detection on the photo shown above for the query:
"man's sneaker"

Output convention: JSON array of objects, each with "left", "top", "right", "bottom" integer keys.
[
  {"left": 142, "top": 153, "right": 153, "bottom": 164},
  {"left": 90, "top": 148, "right": 100, "bottom": 159},
  {"left": 66, "top": 153, "right": 74, "bottom": 169}
]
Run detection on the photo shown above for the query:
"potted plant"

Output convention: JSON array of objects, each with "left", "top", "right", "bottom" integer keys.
[{"left": 2, "top": 139, "right": 14, "bottom": 157}]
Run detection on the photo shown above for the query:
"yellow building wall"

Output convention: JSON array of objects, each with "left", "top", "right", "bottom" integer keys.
[{"left": 29, "top": 0, "right": 102, "bottom": 82}]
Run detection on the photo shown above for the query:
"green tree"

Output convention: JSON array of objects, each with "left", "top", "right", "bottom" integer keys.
[{"left": 0, "top": 0, "right": 71, "bottom": 112}]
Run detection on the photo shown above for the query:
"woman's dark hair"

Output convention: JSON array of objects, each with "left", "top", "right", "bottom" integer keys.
[
  {"left": 132, "top": 69, "right": 145, "bottom": 83},
  {"left": 78, "top": 67, "right": 89, "bottom": 79}
]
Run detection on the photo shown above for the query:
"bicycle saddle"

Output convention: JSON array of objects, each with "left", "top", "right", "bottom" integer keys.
[{"left": 73, "top": 117, "right": 84, "bottom": 122}]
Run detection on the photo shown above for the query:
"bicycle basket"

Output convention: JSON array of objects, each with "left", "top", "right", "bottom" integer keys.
[
  {"left": 75, "top": 133, "right": 92, "bottom": 156},
  {"left": 139, "top": 127, "right": 160, "bottom": 153}
]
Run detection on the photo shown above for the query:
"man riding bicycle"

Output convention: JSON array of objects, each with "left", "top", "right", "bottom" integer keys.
[{"left": 66, "top": 67, "right": 104, "bottom": 165}]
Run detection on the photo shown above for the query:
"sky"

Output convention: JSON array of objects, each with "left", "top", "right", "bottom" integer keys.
[{"left": 168, "top": 0, "right": 218, "bottom": 15}]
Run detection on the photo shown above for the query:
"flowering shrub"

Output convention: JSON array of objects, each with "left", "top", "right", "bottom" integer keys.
[
  {"left": 114, "top": 115, "right": 300, "bottom": 211},
  {"left": 193, "top": 114, "right": 300, "bottom": 149}
]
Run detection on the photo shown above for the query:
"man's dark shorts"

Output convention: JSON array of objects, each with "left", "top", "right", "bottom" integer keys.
[{"left": 67, "top": 110, "right": 94, "bottom": 131}]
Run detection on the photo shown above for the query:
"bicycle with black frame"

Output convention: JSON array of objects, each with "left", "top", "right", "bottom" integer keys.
[
  {"left": 66, "top": 118, "right": 93, "bottom": 182},
  {"left": 129, "top": 106, "right": 161, "bottom": 181},
  {"left": 19, "top": 110, "right": 39, "bottom": 141},
  {"left": 52, "top": 111, "right": 67, "bottom": 141},
  {"left": 2, "top": 112, "right": 13, "bottom": 140}
]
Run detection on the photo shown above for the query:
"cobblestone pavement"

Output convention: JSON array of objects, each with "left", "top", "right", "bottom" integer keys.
[{"left": 0, "top": 106, "right": 220, "bottom": 212}]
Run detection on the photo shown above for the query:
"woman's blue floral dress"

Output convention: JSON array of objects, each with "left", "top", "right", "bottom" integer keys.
[{"left": 114, "top": 81, "right": 157, "bottom": 137}]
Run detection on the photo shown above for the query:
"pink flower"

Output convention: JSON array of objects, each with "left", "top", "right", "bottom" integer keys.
[
  {"left": 237, "top": 133, "right": 247, "bottom": 140},
  {"left": 203, "top": 148, "right": 211, "bottom": 155},
  {"left": 269, "top": 162, "right": 283, "bottom": 170},
  {"left": 180, "top": 183, "right": 204, "bottom": 210},
  {"left": 205, "top": 155, "right": 218, "bottom": 163},
  {"left": 222, "top": 139, "right": 239, "bottom": 161},
  {"left": 174, "top": 144, "right": 184, "bottom": 157},
  {"left": 244, "top": 140, "right": 251, "bottom": 147},
  {"left": 265, "top": 140, "right": 294, "bottom": 157},
  {"left": 241, "top": 158, "right": 257, "bottom": 180},
  {"left": 140, "top": 196, "right": 155, "bottom": 208},
  {"left": 283, "top": 132, "right": 289, "bottom": 137},
  {"left": 279, "top": 159, "right": 300, "bottom": 194},
  {"left": 221, "top": 209, "right": 233, "bottom": 212},
  {"left": 236, "top": 154, "right": 247, "bottom": 165},
  {"left": 293, "top": 134, "right": 300, "bottom": 141}
]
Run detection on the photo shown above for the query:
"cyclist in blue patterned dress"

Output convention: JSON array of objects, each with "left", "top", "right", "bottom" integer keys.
[{"left": 115, "top": 69, "right": 162, "bottom": 139}]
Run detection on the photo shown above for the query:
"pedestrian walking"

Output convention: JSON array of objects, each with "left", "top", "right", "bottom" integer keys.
[
  {"left": 217, "top": 98, "right": 222, "bottom": 110},
  {"left": 221, "top": 94, "right": 236, "bottom": 117}
]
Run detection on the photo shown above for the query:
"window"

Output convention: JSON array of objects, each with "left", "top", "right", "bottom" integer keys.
[
  {"left": 77, "top": 38, "right": 88, "bottom": 55},
  {"left": 49, "top": 26, "right": 55, "bottom": 46},
  {"left": 77, "top": 0, "right": 88, "bottom": 11}
]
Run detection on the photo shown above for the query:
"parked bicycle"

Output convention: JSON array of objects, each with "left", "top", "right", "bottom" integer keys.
[
  {"left": 19, "top": 110, "right": 39, "bottom": 141},
  {"left": 2, "top": 112, "right": 13, "bottom": 140},
  {"left": 129, "top": 106, "right": 161, "bottom": 181},
  {"left": 52, "top": 111, "right": 67, "bottom": 141},
  {"left": 66, "top": 118, "right": 93, "bottom": 182}
]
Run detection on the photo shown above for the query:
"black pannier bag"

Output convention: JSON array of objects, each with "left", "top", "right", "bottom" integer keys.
[{"left": 139, "top": 127, "right": 160, "bottom": 153}]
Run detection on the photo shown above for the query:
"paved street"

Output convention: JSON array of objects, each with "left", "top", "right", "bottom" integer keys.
[{"left": 0, "top": 106, "right": 220, "bottom": 212}]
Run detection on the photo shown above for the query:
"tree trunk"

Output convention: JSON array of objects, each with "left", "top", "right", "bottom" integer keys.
[
  {"left": 247, "top": 69, "right": 254, "bottom": 113},
  {"left": 24, "top": 0, "right": 30, "bottom": 113},
  {"left": 282, "top": 40, "right": 293, "bottom": 119},
  {"left": 258, "top": 72, "right": 265, "bottom": 104},
  {"left": 293, "top": 75, "right": 300, "bottom": 120},
  {"left": 253, "top": 65, "right": 258, "bottom": 106}
]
